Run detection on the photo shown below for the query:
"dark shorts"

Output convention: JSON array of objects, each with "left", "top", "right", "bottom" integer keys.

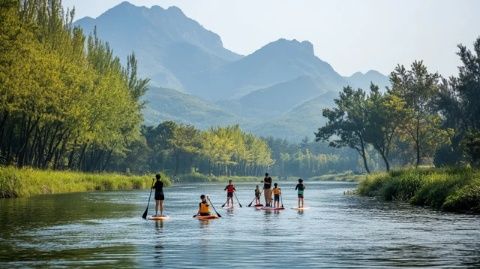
[
  {"left": 298, "top": 194, "right": 304, "bottom": 198},
  {"left": 255, "top": 195, "right": 260, "bottom": 199},
  {"left": 155, "top": 193, "right": 165, "bottom": 201},
  {"left": 199, "top": 213, "right": 211, "bottom": 216},
  {"left": 227, "top": 192, "right": 234, "bottom": 198},
  {"left": 274, "top": 195, "right": 280, "bottom": 201}
]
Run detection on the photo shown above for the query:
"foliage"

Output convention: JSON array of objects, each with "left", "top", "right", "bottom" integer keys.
[
  {"left": 357, "top": 168, "right": 480, "bottom": 213},
  {"left": 0, "top": 166, "right": 171, "bottom": 198},
  {"left": 315, "top": 86, "right": 371, "bottom": 173},
  {"left": 0, "top": 0, "right": 146, "bottom": 172}
]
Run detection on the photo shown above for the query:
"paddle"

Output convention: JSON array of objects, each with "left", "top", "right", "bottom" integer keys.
[
  {"left": 248, "top": 190, "right": 263, "bottom": 207},
  {"left": 142, "top": 178, "right": 155, "bottom": 219},
  {"left": 280, "top": 194, "right": 285, "bottom": 209},
  {"left": 234, "top": 192, "right": 242, "bottom": 208},
  {"left": 207, "top": 196, "right": 222, "bottom": 218}
]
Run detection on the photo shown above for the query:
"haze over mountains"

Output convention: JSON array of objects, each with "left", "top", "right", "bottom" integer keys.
[{"left": 75, "top": 1, "right": 390, "bottom": 141}]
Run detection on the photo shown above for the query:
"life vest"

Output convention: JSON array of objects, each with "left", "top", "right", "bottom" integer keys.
[
  {"left": 199, "top": 202, "right": 210, "bottom": 214},
  {"left": 273, "top": 187, "right": 281, "bottom": 195},
  {"left": 226, "top": 184, "right": 235, "bottom": 193}
]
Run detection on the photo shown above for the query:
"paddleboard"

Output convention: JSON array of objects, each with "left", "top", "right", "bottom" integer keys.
[
  {"left": 260, "top": 207, "right": 285, "bottom": 211},
  {"left": 148, "top": 215, "right": 170, "bottom": 220},
  {"left": 253, "top": 204, "right": 264, "bottom": 207},
  {"left": 224, "top": 206, "right": 234, "bottom": 210},
  {"left": 291, "top": 207, "right": 310, "bottom": 210},
  {"left": 196, "top": 215, "right": 219, "bottom": 220}
]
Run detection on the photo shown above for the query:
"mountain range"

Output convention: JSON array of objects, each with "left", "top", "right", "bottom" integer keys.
[{"left": 75, "top": 1, "right": 391, "bottom": 141}]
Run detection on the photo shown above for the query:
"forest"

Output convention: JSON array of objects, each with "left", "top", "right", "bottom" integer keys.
[
  {"left": 0, "top": 0, "right": 357, "bottom": 180},
  {"left": 316, "top": 40, "right": 480, "bottom": 172}
]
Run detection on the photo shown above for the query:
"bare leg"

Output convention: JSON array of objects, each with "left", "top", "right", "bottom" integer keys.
[
  {"left": 155, "top": 200, "right": 159, "bottom": 216},
  {"left": 160, "top": 200, "right": 164, "bottom": 216}
]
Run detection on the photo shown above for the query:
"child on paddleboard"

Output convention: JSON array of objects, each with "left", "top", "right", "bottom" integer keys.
[
  {"left": 153, "top": 174, "right": 165, "bottom": 216},
  {"left": 295, "top": 179, "right": 305, "bottom": 208},
  {"left": 272, "top": 183, "right": 282, "bottom": 208},
  {"left": 197, "top": 195, "right": 211, "bottom": 216},
  {"left": 254, "top": 185, "right": 262, "bottom": 206},
  {"left": 224, "top": 180, "right": 236, "bottom": 208}
]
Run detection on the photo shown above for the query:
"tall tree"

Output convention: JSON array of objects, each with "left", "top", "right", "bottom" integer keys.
[
  {"left": 316, "top": 86, "right": 371, "bottom": 173},
  {"left": 389, "top": 61, "right": 447, "bottom": 166}
]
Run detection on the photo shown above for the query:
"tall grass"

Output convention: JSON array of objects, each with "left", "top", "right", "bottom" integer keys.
[
  {"left": 0, "top": 166, "right": 171, "bottom": 198},
  {"left": 357, "top": 167, "right": 480, "bottom": 213}
]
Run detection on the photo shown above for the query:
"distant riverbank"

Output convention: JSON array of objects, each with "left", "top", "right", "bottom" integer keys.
[
  {"left": 175, "top": 172, "right": 364, "bottom": 183},
  {"left": 357, "top": 168, "right": 480, "bottom": 213},
  {"left": 0, "top": 166, "right": 171, "bottom": 198}
]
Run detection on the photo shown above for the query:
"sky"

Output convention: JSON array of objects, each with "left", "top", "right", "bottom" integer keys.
[{"left": 62, "top": 0, "right": 480, "bottom": 77}]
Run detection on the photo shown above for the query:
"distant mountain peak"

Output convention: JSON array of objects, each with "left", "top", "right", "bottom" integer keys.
[{"left": 258, "top": 38, "right": 315, "bottom": 57}]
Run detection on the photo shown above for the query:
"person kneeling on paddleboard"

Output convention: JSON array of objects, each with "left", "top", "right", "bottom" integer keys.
[
  {"left": 153, "top": 174, "right": 165, "bottom": 217},
  {"left": 272, "top": 183, "right": 282, "bottom": 208},
  {"left": 295, "top": 178, "right": 305, "bottom": 208},
  {"left": 224, "top": 180, "right": 236, "bottom": 208},
  {"left": 197, "top": 195, "right": 211, "bottom": 216}
]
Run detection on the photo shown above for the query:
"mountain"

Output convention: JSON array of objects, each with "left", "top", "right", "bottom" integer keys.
[
  {"left": 75, "top": 1, "right": 241, "bottom": 90},
  {"left": 219, "top": 76, "right": 329, "bottom": 120},
  {"left": 249, "top": 91, "right": 338, "bottom": 140},
  {"left": 76, "top": 2, "right": 390, "bottom": 141},
  {"left": 186, "top": 38, "right": 347, "bottom": 100},
  {"left": 345, "top": 70, "right": 391, "bottom": 90},
  {"left": 143, "top": 87, "right": 241, "bottom": 128}
]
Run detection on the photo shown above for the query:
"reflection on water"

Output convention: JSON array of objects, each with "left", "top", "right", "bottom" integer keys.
[{"left": 1, "top": 181, "right": 479, "bottom": 268}]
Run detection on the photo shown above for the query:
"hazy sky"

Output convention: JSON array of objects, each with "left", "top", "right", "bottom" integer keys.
[{"left": 63, "top": 0, "right": 480, "bottom": 77}]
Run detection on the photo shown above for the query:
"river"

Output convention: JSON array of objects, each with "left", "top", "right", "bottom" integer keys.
[{"left": 1, "top": 181, "right": 479, "bottom": 268}]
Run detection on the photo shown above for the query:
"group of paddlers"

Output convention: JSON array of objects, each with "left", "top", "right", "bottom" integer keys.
[{"left": 146, "top": 173, "right": 306, "bottom": 218}]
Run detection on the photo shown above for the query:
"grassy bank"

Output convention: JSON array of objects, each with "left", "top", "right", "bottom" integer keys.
[
  {"left": 309, "top": 171, "right": 365, "bottom": 182},
  {"left": 357, "top": 168, "right": 480, "bottom": 213},
  {"left": 0, "top": 166, "right": 171, "bottom": 198}
]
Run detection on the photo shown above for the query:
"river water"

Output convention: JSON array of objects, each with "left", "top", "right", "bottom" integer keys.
[{"left": 1, "top": 181, "right": 479, "bottom": 268}]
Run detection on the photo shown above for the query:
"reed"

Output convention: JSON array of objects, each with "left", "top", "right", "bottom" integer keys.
[
  {"left": 0, "top": 166, "right": 171, "bottom": 198},
  {"left": 357, "top": 167, "right": 480, "bottom": 213}
]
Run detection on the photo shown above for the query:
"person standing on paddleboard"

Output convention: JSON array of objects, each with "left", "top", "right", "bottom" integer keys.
[
  {"left": 153, "top": 174, "right": 165, "bottom": 217},
  {"left": 262, "top": 173, "right": 273, "bottom": 207},
  {"left": 224, "top": 180, "right": 236, "bottom": 208},
  {"left": 254, "top": 185, "right": 262, "bottom": 206},
  {"left": 295, "top": 178, "right": 305, "bottom": 208},
  {"left": 272, "top": 183, "right": 282, "bottom": 208}
]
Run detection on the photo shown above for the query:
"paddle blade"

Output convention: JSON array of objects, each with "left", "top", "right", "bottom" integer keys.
[
  {"left": 142, "top": 208, "right": 148, "bottom": 219},
  {"left": 216, "top": 212, "right": 222, "bottom": 218}
]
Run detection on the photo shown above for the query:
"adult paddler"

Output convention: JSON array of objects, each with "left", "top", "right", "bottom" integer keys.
[{"left": 262, "top": 173, "right": 273, "bottom": 207}]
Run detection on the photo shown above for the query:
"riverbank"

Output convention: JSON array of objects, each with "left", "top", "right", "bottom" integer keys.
[
  {"left": 0, "top": 166, "right": 171, "bottom": 198},
  {"left": 357, "top": 168, "right": 480, "bottom": 213},
  {"left": 309, "top": 171, "right": 365, "bottom": 182},
  {"left": 175, "top": 172, "right": 364, "bottom": 183},
  {"left": 176, "top": 173, "right": 261, "bottom": 182}
]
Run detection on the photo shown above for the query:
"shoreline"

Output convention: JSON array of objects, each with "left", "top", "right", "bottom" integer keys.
[
  {"left": 0, "top": 166, "right": 171, "bottom": 199},
  {"left": 357, "top": 168, "right": 480, "bottom": 214}
]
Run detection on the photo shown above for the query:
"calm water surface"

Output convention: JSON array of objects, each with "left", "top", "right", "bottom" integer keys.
[{"left": 1, "top": 181, "right": 479, "bottom": 268}]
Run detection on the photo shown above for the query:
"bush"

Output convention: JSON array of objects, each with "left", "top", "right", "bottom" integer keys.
[
  {"left": 357, "top": 167, "right": 480, "bottom": 213},
  {"left": 0, "top": 166, "right": 171, "bottom": 198}
]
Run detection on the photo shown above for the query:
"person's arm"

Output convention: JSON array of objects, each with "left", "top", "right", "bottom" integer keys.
[
  {"left": 224, "top": 186, "right": 227, "bottom": 191},
  {"left": 295, "top": 184, "right": 298, "bottom": 190},
  {"left": 197, "top": 203, "right": 202, "bottom": 215}
]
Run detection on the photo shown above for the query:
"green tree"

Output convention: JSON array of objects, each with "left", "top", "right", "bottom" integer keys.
[{"left": 316, "top": 86, "right": 371, "bottom": 173}]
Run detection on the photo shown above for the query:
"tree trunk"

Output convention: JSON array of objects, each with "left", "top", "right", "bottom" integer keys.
[{"left": 359, "top": 137, "right": 371, "bottom": 173}]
